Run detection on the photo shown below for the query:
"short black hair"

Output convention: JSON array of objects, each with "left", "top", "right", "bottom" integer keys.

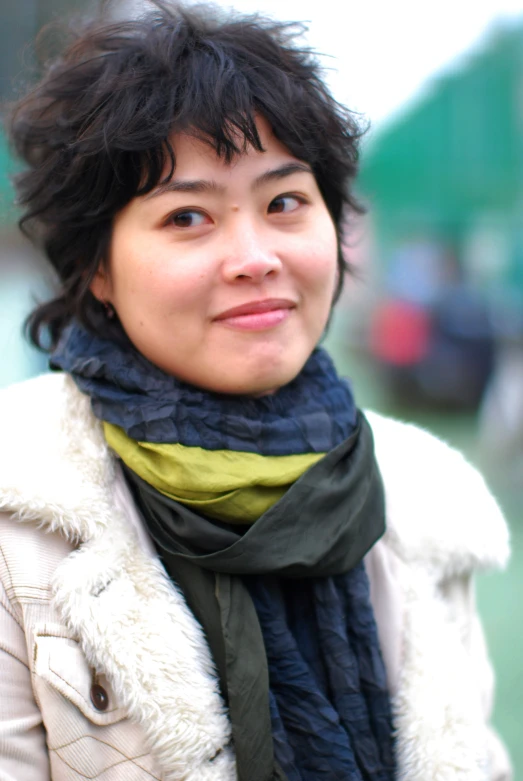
[{"left": 9, "top": 0, "right": 366, "bottom": 350}]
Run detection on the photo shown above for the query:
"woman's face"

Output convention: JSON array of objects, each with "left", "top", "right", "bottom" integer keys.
[{"left": 92, "top": 117, "right": 338, "bottom": 395}]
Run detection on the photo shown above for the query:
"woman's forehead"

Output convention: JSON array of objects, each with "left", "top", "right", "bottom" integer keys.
[{"left": 157, "top": 117, "right": 307, "bottom": 186}]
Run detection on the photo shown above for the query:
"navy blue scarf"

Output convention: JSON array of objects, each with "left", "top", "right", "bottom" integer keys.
[{"left": 52, "top": 322, "right": 396, "bottom": 781}]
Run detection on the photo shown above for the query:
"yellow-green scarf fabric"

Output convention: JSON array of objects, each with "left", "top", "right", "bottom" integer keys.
[{"left": 104, "top": 421, "right": 324, "bottom": 523}]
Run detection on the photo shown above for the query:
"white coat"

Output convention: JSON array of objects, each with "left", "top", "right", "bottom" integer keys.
[{"left": 0, "top": 373, "right": 512, "bottom": 781}]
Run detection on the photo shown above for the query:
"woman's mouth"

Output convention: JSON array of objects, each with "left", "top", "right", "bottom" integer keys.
[{"left": 213, "top": 299, "right": 295, "bottom": 331}]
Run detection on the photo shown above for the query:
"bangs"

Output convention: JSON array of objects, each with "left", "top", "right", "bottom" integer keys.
[
  {"left": 90, "top": 14, "right": 311, "bottom": 200},
  {"left": 136, "top": 112, "right": 265, "bottom": 198}
]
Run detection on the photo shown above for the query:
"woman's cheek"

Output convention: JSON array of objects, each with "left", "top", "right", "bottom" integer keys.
[{"left": 305, "top": 245, "right": 338, "bottom": 287}]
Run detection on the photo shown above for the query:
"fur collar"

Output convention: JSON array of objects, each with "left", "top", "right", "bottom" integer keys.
[
  {"left": 366, "top": 410, "right": 509, "bottom": 578},
  {"left": 0, "top": 373, "right": 508, "bottom": 573},
  {"left": 0, "top": 373, "right": 510, "bottom": 780}
]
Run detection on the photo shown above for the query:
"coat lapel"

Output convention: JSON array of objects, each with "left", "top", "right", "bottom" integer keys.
[{"left": 51, "top": 510, "right": 235, "bottom": 781}]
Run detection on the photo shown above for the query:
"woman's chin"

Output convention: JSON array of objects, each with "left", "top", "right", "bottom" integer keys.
[
  {"left": 141, "top": 336, "right": 314, "bottom": 396},
  {"left": 197, "top": 359, "right": 307, "bottom": 397}
]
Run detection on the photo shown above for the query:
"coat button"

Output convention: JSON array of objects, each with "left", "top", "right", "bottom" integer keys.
[{"left": 90, "top": 683, "right": 109, "bottom": 711}]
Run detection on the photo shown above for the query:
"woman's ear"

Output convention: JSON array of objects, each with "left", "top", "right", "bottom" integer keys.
[{"left": 90, "top": 266, "right": 112, "bottom": 304}]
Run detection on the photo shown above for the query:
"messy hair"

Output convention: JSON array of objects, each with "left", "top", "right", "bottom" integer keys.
[{"left": 9, "top": 0, "right": 366, "bottom": 350}]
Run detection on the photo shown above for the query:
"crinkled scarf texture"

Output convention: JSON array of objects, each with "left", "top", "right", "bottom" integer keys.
[{"left": 52, "top": 321, "right": 396, "bottom": 781}]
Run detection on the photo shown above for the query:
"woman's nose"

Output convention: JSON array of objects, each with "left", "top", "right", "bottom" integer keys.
[{"left": 221, "top": 225, "right": 282, "bottom": 284}]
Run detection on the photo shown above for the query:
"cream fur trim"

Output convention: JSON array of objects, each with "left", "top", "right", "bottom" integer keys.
[
  {"left": 366, "top": 410, "right": 510, "bottom": 577},
  {"left": 392, "top": 565, "right": 491, "bottom": 780},
  {"left": 51, "top": 513, "right": 235, "bottom": 781}
]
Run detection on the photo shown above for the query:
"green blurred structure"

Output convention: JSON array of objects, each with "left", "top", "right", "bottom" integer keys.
[
  {"left": 0, "top": 0, "right": 95, "bottom": 226},
  {"left": 357, "top": 22, "right": 523, "bottom": 775},
  {"left": 359, "top": 21, "right": 523, "bottom": 300},
  {"left": 0, "top": 131, "right": 19, "bottom": 226}
]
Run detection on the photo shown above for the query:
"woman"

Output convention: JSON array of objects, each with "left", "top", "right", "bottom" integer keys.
[{"left": 0, "top": 2, "right": 511, "bottom": 780}]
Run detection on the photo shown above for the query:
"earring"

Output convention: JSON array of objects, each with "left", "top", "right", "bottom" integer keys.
[{"left": 103, "top": 301, "right": 116, "bottom": 319}]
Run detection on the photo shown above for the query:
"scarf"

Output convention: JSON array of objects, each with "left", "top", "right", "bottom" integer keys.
[
  {"left": 103, "top": 424, "right": 325, "bottom": 522},
  {"left": 52, "top": 321, "right": 395, "bottom": 781}
]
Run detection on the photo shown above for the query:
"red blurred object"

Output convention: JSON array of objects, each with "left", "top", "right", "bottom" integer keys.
[{"left": 369, "top": 300, "right": 431, "bottom": 366}]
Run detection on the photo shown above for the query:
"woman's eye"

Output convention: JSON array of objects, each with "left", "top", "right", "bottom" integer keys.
[
  {"left": 169, "top": 210, "right": 208, "bottom": 228},
  {"left": 268, "top": 195, "right": 304, "bottom": 214}
]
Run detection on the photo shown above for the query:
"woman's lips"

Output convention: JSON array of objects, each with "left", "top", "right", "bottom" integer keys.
[{"left": 214, "top": 298, "right": 295, "bottom": 331}]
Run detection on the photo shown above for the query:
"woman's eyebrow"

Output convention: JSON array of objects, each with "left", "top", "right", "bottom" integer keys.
[
  {"left": 252, "top": 162, "right": 313, "bottom": 189},
  {"left": 145, "top": 179, "right": 223, "bottom": 199},
  {"left": 145, "top": 162, "right": 313, "bottom": 200}
]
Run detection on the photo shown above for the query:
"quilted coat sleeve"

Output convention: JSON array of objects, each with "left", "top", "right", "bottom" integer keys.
[{"left": 0, "top": 574, "right": 50, "bottom": 781}]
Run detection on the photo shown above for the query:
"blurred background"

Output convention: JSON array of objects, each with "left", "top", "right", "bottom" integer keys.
[{"left": 1, "top": 0, "right": 522, "bottom": 771}]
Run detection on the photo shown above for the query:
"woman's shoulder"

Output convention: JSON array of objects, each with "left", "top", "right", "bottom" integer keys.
[
  {"left": 0, "top": 372, "right": 115, "bottom": 542},
  {"left": 0, "top": 371, "right": 89, "bottom": 427},
  {"left": 0, "top": 370, "right": 104, "bottom": 452},
  {"left": 365, "top": 410, "right": 510, "bottom": 578}
]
